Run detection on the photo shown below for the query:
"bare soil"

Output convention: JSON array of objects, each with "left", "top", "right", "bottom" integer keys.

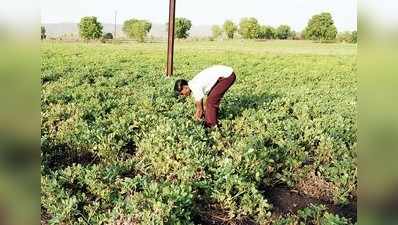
[
  {"left": 263, "top": 186, "right": 356, "bottom": 221},
  {"left": 43, "top": 144, "right": 100, "bottom": 170}
]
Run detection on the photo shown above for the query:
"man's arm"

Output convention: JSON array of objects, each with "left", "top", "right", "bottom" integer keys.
[
  {"left": 194, "top": 100, "right": 204, "bottom": 121},
  {"left": 203, "top": 97, "right": 208, "bottom": 111},
  {"left": 190, "top": 84, "right": 205, "bottom": 121}
]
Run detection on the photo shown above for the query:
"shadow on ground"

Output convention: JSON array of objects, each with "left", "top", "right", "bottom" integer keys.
[
  {"left": 41, "top": 143, "right": 100, "bottom": 170},
  {"left": 262, "top": 186, "right": 357, "bottom": 223},
  {"left": 193, "top": 185, "right": 357, "bottom": 225}
]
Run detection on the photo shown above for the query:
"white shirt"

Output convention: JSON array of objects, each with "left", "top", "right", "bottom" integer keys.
[{"left": 188, "top": 65, "right": 234, "bottom": 101}]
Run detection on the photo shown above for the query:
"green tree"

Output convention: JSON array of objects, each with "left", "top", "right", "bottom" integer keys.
[
  {"left": 211, "top": 25, "right": 223, "bottom": 39},
  {"left": 351, "top": 31, "right": 357, "bottom": 43},
  {"left": 78, "top": 16, "right": 103, "bottom": 40},
  {"left": 290, "top": 30, "right": 297, "bottom": 40},
  {"left": 337, "top": 31, "right": 351, "bottom": 43},
  {"left": 304, "top": 12, "right": 338, "bottom": 42},
  {"left": 337, "top": 31, "right": 357, "bottom": 43},
  {"left": 174, "top": 18, "right": 192, "bottom": 39},
  {"left": 257, "top": 25, "right": 275, "bottom": 39},
  {"left": 41, "top": 26, "right": 46, "bottom": 40},
  {"left": 123, "top": 19, "right": 152, "bottom": 42},
  {"left": 103, "top": 33, "right": 113, "bottom": 40},
  {"left": 238, "top": 17, "right": 260, "bottom": 39},
  {"left": 223, "top": 20, "right": 237, "bottom": 39},
  {"left": 276, "top": 25, "right": 294, "bottom": 40}
]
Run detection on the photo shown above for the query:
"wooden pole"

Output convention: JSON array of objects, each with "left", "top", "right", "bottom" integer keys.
[{"left": 166, "top": 0, "right": 176, "bottom": 77}]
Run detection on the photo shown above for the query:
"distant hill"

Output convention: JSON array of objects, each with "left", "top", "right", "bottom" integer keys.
[{"left": 42, "top": 23, "right": 212, "bottom": 39}]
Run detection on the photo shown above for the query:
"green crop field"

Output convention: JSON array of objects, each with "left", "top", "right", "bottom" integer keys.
[{"left": 41, "top": 40, "right": 357, "bottom": 225}]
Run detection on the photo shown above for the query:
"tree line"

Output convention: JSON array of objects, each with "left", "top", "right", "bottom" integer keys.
[
  {"left": 212, "top": 13, "right": 356, "bottom": 43},
  {"left": 41, "top": 12, "right": 357, "bottom": 43},
  {"left": 212, "top": 18, "right": 295, "bottom": 40}
]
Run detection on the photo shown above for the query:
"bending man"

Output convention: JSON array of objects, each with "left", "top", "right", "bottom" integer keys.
[{"left": 174, "top": 65, "right": 236, "bottom": 128}]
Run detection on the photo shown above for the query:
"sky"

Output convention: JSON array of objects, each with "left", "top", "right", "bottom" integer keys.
[{"left": 40, "top": 0, "right": 358, "bottom": 31}]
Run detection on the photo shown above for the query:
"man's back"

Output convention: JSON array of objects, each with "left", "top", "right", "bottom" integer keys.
[{"left": 188, "top": 65, "right": 234, "bottom": 101}]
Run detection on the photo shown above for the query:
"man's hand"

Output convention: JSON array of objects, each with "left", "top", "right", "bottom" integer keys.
[
  {"left": 194, "top": 110, "right": 203, "bottom": 121},
  {"left": 194, "top": 100, "right": 205, "bottom": 121}
]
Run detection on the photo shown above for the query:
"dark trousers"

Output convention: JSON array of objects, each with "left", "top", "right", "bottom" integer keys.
[{"left": 205, "top": 72, "right": 236, "bottom": 128}]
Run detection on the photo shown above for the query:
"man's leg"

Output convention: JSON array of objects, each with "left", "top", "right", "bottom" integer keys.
[{"left": 205, "top": 73, "right": 236, "bottom": 127}]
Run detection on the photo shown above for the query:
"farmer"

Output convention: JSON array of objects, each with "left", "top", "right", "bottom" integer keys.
[{"left": 174, "top": 65, "right": 236, "bottom": 128}]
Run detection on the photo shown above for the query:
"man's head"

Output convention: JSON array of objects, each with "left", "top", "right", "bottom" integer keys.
[{"left": 174, "top": 79, "right": 191, "bottom": 97}]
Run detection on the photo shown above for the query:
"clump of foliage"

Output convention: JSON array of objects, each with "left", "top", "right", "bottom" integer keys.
[
  {"left": 297, "top": 205, "right": 351, "bottom": 225},
  {"left": 41, "top": 41, "right": 357, "bottom": 224},
  {"left": 78, "top": 16, "right": 103, "bottom": 40},
  {"left": 100, "top": 33, "right": 114, "bottom": 43},
  {"left": 304, "top": 12, "right": 338, "bottom": 42},
  {"left": 174, "top": 17, "right": 192, "bottom": 39},
  {"left": 238, "top": 17, "right": 260, "bottom": 39},
  {"left": 102, "top": 32, "right": 113, "bottom": 40},
  {"left": 275, "top": 204, "right": 351, "bottom": 225},
  {"left": 223, "top": 20, "right": 238, "bottom": 39},
  {"left": 41, "top": 26, "right": 46, "bottom": 40},
  {"left": 337, "top": 31, "right": 357, "bottom": 43},
  {"left": 257, "top": 25, "right": 275, "bottom": 40},
  {"left": 123, "top": 19, "right": 152, "bottom": 43},
  {"left": 275, "top": 25, "right": 295, "bottom": 40},
  {"left": 211, "top": 25, "right": 223, "bottom": 40},
  {"left": 351, "top": 31, "right": 357, "bottom": 43},
  {"left": 238, "top": 19, "right": 294, "bottom": 40}
]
